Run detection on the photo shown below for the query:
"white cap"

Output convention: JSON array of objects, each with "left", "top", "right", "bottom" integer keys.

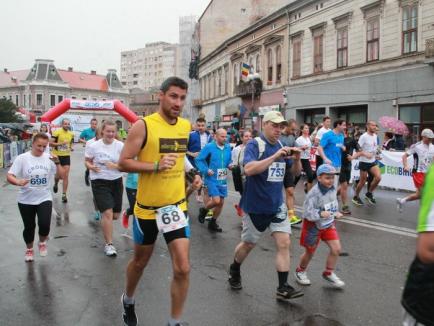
[
  {"left": 263, "top": 111, "right": 287, "bottom": 125},
  {"left": 421, "top": 129, "right": 434, "bottom": 139}
]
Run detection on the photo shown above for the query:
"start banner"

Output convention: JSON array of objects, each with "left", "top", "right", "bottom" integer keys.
[
  {"left": 351, "top": 150, "right": 416, "bottom": 191},
  {"left": 70, "top": 100, "right": 114, "bottom": 110}
]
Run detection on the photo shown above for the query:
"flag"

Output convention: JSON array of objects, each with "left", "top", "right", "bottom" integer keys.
[{"left": 241, "top": 63, "right": 250, "bottom": 81}]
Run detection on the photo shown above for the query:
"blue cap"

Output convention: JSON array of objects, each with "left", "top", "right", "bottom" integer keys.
[{"left": 316, "top": 164, "right": 336, "bottom": 176}]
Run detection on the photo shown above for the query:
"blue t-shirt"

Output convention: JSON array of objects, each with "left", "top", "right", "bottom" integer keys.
[
  {"left": 241, "top": 135, "right": 292, "bottom": 215},
  {"left": 80, "top": 128, "right": 96, "bottom": 141},
  {"left": 126, "top": 173, "right": 138, "bottom": 189},
  {"left": 320, "top": 130, "right": 344, "bottom": 168}
]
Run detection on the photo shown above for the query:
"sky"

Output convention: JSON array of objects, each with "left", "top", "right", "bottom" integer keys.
[{"left": 0, "top": 0, "right": 210, "bottom": 74}]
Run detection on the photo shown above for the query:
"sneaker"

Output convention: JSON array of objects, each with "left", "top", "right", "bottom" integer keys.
[
  {"left": 322, "top": 272, "right": 345, "bottom": 288},
  {"left": 365, "top": 193, "right": 377, "bottom": 205},
  {"left": 289, "top": 215, "right": 302, "bottom": 225},
  {"left": 205, "top": 209, "right": 214, "bottom": 220},
  {"left": 25, "top": 248, "right": 34, "bottom": 262},
  {"left": 62, "top": 193, "right": 68, "bottom": 203},
  {"left": 198, "top": 208, "right": 208, "bottom": 224},
  {"left": 121, "top": 294, "right": 138, "bottom": 326},
  {"left": 208, "top": 219, "right": 222, "bottom": 232},
  {"left": 104, "top": 244, "right": 117, "bottom": 257},
  {"left": 295, "top": 270, "right": 311, "bottom": 286},
  {"left": 228, "top": 266, "right": 242, "bottom": 290},
  {"left": 121, "top": 210, "right": 129, "bottom": 229},
  {"left": 53, "top": 183, "right": 58, "bottom": 193},
  {"left": 303, "top": 182, "right": 308, "bottom": 194},
  {"left": 276, "top": 283, "right": 304, "bottom": 301},
  {"left": 340, "top": 205, "right": 351, "bottom": 215},
  {"left": 38, "top": 242, "right": 48, "bottom": 257},
  {"left": 352, "top": 196, "right": 364, "bottom": 206},
  {"left": 234, "top": 204, "right": 243, "bottom": 217},
  {"left": 396, "top": 198, "right": 404, "bottom": 213},
  {"left": 94, "top": 211, "right": 101, "bottom": 221}
]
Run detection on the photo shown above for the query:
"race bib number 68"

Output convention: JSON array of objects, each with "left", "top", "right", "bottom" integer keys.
[{"left": 156, "top": 205, "right": 188, "bottom": 233}]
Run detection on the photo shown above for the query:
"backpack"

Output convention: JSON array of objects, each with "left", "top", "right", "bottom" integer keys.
[{"left": 255, "top": 136, "right": 283, "bottom": 159}]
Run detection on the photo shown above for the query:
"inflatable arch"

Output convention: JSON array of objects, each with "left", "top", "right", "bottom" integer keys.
[{"left": 41, "top": 99, "right": 139, "bottom": 123}]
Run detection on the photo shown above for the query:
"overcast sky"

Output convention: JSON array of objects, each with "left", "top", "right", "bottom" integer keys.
[{"left": 0, "top": 0, "right": 209, "bottom": 74}]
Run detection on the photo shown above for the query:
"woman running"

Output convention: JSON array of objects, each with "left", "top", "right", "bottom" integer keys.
[
  {"left": 85, "top": 121, "right": 124, "bottom": 257},
  {"left": 295, "top": 124, "right": 315, "bottom": 192},
  {"left": 7, "top": 133, "right": 59, "bottom": 262}
]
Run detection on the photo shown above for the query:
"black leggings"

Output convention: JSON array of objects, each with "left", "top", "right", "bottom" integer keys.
[
  {"left": 295, "top": 159, "right": 315, "bottom": 185},
  {"left": 126, "top": 187, "right": 137, "bottom": 216},
  {"left": 18, "top": 201, "right": 52, "bottom": 244}
]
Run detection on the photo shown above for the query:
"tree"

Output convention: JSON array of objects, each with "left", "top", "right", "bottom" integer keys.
[{"left": 0, "top": 98, "right": 22, "bottom": 122}]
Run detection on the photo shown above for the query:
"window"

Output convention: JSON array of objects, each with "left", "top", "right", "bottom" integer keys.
[
  {"left": 267, "top": 49, "right": 273, "bottom": 83},
  {"left": 133, "top": 81, "right": 138, "bottom": 85},
  {"left": 313, "top": 34, "right": 324, "bottom": 73},
  {"left": 248, "top": 56, "right": 254, "bottom": 72},
  {"left": 233, "top": 63, "right": 238, "bottom": 91},
  {"left": 15, "top": 95, "right": 19, "bottom": 106},
  {"left": 255, "top": 54, "right": 261, "bottom": 73},
  {"left": 303, "top": 108, "right": 325, "bottom": 125},
  {"left": 402, "top": 5, "right": 417, "bottom": 54},
  {"left": 399, "top": 104, "right": 434, "bottom": 146},
  {"left": 292, "top": 39, "right": 301, "bottom": 78},
  {"left": 336, "top": 106, "right": 367, "bottom": 128},
  {"left": 276, "top": 46, "right": 282, "bottom": 84},
  {"left": 218, "top": 69, "right": 222, "bottom": 96},
  {"left": 23, "top": 94, "right": 26, "bottom": 107},
  {"left": 337, "top": 28, "right": 348, "bottom": 68},
  {"left": 367, "top": 18, "right": 379, "bottom": 62},
  {"left": 36, "top": 94, "right": 43, "bottom": 106},
  {"left": 50, "top": 95, "right": 56, "bottom": 107},
  {"left": 58, "top": 95, "right": 63, "bottom": 103},
  {"left": 133, "top": 73, "right": 139, "bottom": 78}
]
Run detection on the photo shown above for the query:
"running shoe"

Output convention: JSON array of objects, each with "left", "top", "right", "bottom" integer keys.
[
  {"left": 38, "top": 242, "right": 48, "bottom": 257},
  {"left": 198, "top": 208, "right": 208, "bottom": 224},
  {"left": 322, "top": 272, "right": 345, "bottom": 288},
  {"left": 25, "top": 248, "right": 34, "bottom": 262},
  {"left": 205, "top": 210, "right": 213, "bottom": 220},
  {"left": 365, "top": 193, "right": 377, "bottom": 205},
  {"left": 352, "top": 196, "right": 364, "bottom": 206},
  {"left": 289, "top": 215, "right": 302, "bottom": 225},
  {"left": 62, "top": 193, "right": 68, "bottom": 203},
  {"left": 208, "top": 219, "right": 222, "bottom": 232},
  {"left": 295, "top": 270, "right": 311, "bottom": 286},
  {"left": 53, "top": 183, "right": 58, "bottom": 193},
  {"left": 276, "top": 283, "right": 304, "bottom": 301},
  {"left": 121, "top": 210, "right": 129, "bottom": 229},
  {"left": 303, "top": 182, "right": 308, "bottom": 194},
  {"left": 228, "top": 266, "right": 242, "bottom": 290},
  {"left": 94, "top": 211, "right": 101, "bottom": 221},
  {"left": 104, "top": 244, "right": 117, "bottom": 257},
  {"left": 234, "top": 204, "right": 243, "bottom": 217},
  {"left": 121, "top": 294, "right": 138, "bottom": 326},
  {"left": 340, "top": 205, "right": 351, "bottom": 215},
  {"left": 396, "top": 198, "right": 404, "bottom": 213}
]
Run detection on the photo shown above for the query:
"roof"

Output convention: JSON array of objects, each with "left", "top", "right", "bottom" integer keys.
[
  {"left": 57, "top": 70, "right": 108, "bottom": 92},
  {"left": 0, "top": 70, "right": 30, "bottom": 87}
]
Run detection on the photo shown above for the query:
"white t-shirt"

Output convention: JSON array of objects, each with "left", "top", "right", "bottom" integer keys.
[
  {"left": 358, "top": 132, "right": 378, "bottom": 163},
  {"left": 85, "top": 139, "right": 124, "bottom": 181},
  {"left": 8, "top": 151, "right": 57, "bottom": 205},
  {"left": 200, "top": 133, "right": 208, "bottom": 149},
  {"left": 44, "top": 132, "right": 51, "bottom": 154},
  {"left": 407, "top": 142, "right": 434, "bottom": 173},
  {"left": 295, "top": 136, "right": 312, "bottom": 160},
  {"left": 315, "top": 127, "right": 330, "bottom": 141}
]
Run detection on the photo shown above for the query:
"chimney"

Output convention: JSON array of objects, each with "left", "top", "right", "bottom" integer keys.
[
  {"left": 68, "top": 67, "right": 73, "bottom": 72},
  {"left": 91, "top": 70, "right": 96, "bottom": 75},
  {"left": 3, "top": 68, "right": 7, "bottom": 73}
]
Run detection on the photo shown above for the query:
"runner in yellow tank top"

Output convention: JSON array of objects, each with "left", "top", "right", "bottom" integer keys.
[{"left": 118, "top": 77, "right": 201, "bottom": 326}]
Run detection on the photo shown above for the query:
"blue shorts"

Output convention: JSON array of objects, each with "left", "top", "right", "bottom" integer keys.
[{"left": 206, "top": 182, "right": 228, "bottom": 198}]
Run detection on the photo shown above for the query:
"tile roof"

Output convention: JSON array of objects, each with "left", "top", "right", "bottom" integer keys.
[
  {"left": 0, "top": 70, "right": 30, "bottom": 87},
  {"left": 57, "top": 70, "right": 109, "bottom": 91}
]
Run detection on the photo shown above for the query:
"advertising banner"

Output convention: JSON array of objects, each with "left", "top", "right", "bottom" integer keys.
[{"left": 70, "top": 100, "right": 114, "bottom": 110}]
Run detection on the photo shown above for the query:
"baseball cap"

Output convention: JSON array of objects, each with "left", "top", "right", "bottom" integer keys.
[
  {"left": 316, "top": 164, "right": 337, "bottom": 176},
  {"left": 263, "top": 111, "right": 287, "bottom": 125},
  {"left": 421, "top": 128, "right": 434, "bottom": 138}
]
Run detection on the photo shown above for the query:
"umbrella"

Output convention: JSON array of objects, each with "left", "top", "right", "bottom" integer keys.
[{"left": 378, "top": 116, "right": 409, "bottom": 136}]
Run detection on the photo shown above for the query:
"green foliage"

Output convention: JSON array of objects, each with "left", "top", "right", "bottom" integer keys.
[{"left": 0, "top": 98, "right": 22, "bottom": 122}]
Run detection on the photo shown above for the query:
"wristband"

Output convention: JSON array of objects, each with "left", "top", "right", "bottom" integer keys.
[{"left": 154, "top": 161, "right": 159, "bottom": 173}]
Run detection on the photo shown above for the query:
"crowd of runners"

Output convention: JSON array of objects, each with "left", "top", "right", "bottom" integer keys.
[{"left": 5, "top": 76, "right": 434, "bottom": 326}]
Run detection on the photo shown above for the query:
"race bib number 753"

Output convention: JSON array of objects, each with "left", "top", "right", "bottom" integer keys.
[
  {"left": 267, "top": 162, "right": 285, "bottom": 182},
  {"left": 156, "top": 205, "right": 188, "bottom": 233}
]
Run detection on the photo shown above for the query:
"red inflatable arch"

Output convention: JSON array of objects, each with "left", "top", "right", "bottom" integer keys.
[{"left": 41, "top": 99, "right": 139, "bottom": 123}]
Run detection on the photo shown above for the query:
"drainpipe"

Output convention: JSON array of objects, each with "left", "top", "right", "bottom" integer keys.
[{"left": 285, "top": 8, "right": 291, "bottom": 119}]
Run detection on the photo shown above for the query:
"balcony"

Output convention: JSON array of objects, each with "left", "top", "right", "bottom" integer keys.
[
  {"left": 233, "top": 79, "right": 262, "bottom": 98},
  {"left": 425, "top": 38, "right": 434, "bottom": 65},
  {"left": 192, "top": 99, "right": 202, "bottom": 107}
]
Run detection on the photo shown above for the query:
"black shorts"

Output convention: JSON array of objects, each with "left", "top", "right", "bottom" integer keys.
[
  {"left": 132, "top": 214, "right": 190, "bottom": 245},
  {"left": 359, "top": 161, "right": 377, "bottom": 172},
  {"left": 339, "top": 166, "right": 351, "bottom": 184},
  {"left": 91, "top": 177, "right": 123, "bottom": 213},
  {"left": 58, "top": 156, "right": 71, "bottom": 166},
  {"left": 283, "top": 169, "right": 295, "bottom": 188}
]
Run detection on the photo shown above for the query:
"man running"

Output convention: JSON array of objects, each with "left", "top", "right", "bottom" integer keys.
[
  {"left": 228, "top": 111, "right": 304, "bottom": 302},
  {"left": 314, "top": 116, "right": 331, "bottom": 167},
  {"left": 80, "top": 118, "right": 98, "bottom": 186},
  {"left": 397, "top": 128, "right": 434, "bottom": 212},
  {"left": 280, "top": 119, "right": 301, "bottom": 225},
  {"left": 352, "top": 121, "right": 382, "bottom": 206},
  {"left": 186, "top": 117, "right": 212, "bottom": 168},
  {"left": 51, "top": 118, "right": 74, "bottom": 203},
  {"left": 119, "top": 77, "right": 201, "bottom": 326},
  {"left": 196, "top": 128, "right": 232, "bottom": 232}
]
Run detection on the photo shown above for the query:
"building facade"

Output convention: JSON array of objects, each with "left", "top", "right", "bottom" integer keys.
[{"left": 120, "top": 42, "right": 179, "bottom": 91}]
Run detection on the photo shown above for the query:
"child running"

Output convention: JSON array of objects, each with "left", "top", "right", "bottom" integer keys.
[{"left": 295, "top": 164, "right": 345, "bottom": 288}]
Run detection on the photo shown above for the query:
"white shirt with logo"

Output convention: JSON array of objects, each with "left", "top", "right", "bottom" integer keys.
[
  {"left": 296, "top": 136, "right": 312, "bottom": 160},
  {"left": 358, "top": 132, "right": 378, "bottom": 163},
  {"left": 200, "top": 132, "right": 208, "bottom": 149},
  {"left": 8, "top": 152, "right": 57, "bottom": 205},
  {"left": 315, "top": 127, "right": 330, "bottom": 141},
  {"left": 85, "top": 139, "right": 124, "bottom": 181},
  {"left": 407, "top": 142, "right": 434, "bottom": 173}
]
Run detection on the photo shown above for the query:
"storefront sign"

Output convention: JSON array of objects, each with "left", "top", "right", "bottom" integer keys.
[{"left": 258, "top": 105, "right": 279, "bottom": 115}]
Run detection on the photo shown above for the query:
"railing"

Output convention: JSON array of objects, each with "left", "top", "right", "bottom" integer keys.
[
  {"left": 192, "top": 99, "right": 202, "bottom": 106},
  {"left": 233, "top": 79, "right": 262, "bottom": 98}
]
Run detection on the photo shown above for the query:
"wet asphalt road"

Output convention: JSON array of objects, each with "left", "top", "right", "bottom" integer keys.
[{"left": 0, "top": 147, "right": 420, "bottom": 326}]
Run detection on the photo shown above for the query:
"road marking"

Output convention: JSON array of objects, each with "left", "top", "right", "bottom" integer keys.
[{"left": 227, "top": 191, "right": 417, "bottom": 238}]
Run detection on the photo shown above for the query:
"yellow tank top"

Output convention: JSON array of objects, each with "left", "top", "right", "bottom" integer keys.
[
  {"left": 52, "top": 128, "right": 74, "bottom": 156},
  {"left": 134, "top": 113, "right": 190, "bottom": 219}
]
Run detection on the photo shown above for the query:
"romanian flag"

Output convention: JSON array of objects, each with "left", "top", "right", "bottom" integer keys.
[{"left": 241, "top": 63, "right": 250, "bottom": 81}]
